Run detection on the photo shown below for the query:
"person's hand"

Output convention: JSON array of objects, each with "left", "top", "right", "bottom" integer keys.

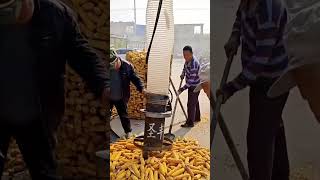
[
  {"left": 142, "top": 89, "right": 147, "bottom": 95},
  {"left": 224, "top": 35, "right": 240, "bottom": 58},
  {"left": 177, "top": 88, "right": 183, "bottom": 96},
  {"left": 216, "top": 88, "right": 232, "bottom": 104},
  {"left": 101, "top": 87, "right": 110, "bottom": 106},
  {"left": 216, "top": 83, "right": 236, "bottom": 104}
]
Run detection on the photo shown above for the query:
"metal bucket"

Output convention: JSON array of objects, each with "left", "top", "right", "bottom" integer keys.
[{"left": 146, "top": 93, "right": 169, "bottom": 113}]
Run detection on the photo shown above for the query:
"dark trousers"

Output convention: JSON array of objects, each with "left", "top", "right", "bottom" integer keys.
[
  {"left": 186, "top": 86, "right": 201, "bottom": 125},
  {"left": 248, "top": 79, "right": 289, "bottom": 180},
  {"left": 110, "top": 100, "right": 132, "bottom": 133},
  {"left": 0, "top": 118, "right": 60, "bottom": 180}
]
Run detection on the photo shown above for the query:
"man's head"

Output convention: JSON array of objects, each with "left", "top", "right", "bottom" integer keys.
[
  {"left": 110, "top": 49, "right": 121, "bottom": 70},
  {"left": 183, "top": 45, "right": 193, "bottom": 62},
  {"left": 110, "top": 57, "right": 121, "bottom": 71},
  {"left": 0, "top": 0, "right": 34, "bottom": 25}
]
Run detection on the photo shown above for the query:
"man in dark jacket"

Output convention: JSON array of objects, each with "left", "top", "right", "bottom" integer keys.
[
  {"left": 0, "top": 0, "right": 110, "bottom": 179},
  {"left": 110, "top": 53, "right": 144, "bottom": 138}
]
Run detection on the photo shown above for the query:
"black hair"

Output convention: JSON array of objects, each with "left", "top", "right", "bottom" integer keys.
[{"left": 183, "top": 45, "right": 193, "bottom": 53}]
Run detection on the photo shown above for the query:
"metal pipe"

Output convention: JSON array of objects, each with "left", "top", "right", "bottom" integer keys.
[{"left": 134, "top": 0, "right": 137, "bottom": 35}]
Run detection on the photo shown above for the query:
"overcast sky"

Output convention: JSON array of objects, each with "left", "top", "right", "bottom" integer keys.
[{"left": 110, "top": 0, "right": 210, "bottom": 33}]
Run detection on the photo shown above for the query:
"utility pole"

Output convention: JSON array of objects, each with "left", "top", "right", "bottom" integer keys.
[{"left": 134, "top": 0, "right": 137, "bottom": 35}]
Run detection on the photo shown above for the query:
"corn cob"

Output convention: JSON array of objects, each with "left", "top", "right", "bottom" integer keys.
[{"left": 110, "top": 137, "right": 210, "bottom": 180}]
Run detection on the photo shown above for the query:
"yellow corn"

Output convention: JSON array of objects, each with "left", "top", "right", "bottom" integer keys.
[
  {"left": 175, "top": 173, "right": 190, "bottom": 179},
  {"left": 110, "top": 137, "right": 210, "bottom": 180},
  {"left": 168, "top": 164, "right": 182, "bottom": 176},
  {"left": 192, "top": 170, "right": 209, "bottom": 177},
  {"left": 171, "top": 168, "right": 185, "bottom": 177},
  {"left": 159, "top": 173, "right": 166, "bottom": 180},
  {"left": 149, "top": 169, "right": 154, "bottom": 180},
  {"left": 159, "top": 163, "right": 166, "bottom": 175},
  {"left": 185, "top": 157, "right": 190, "bottom": 164},
  {"left": 140, "top": 164, "right": 145, "bottom": 175},
  {"left": 131, "top": 174, "right": 139, "bottom": 180},
  {"left": 154, "top": 170, "right": 159, "bottom": 180},
  {"left": 167, "top": 158, "right": 183, "bottom": 164},
  {"left": 205, "top": 162, "right": 210, "bottom": 170},
  {"left": 183, "top": 152, "right": 193, "bottom": 158},
  {"left": 163, "top": 162, "right": 168, "bottom": 174},
  {"left": 126, "top": 169, "right": 131, "bottom": 178},
  {"left": 140, "top": 156, "right": 145, "bottom": 166},
  {"left": 185, "top": 165, "right": 194, "bottom": 177},
  {"left": 114, "top": 152, "right": 122, "bottom": 161},
  {"left": 132, "top": 164, "right": 140, "bottom": 178},
  {"left": 116, "top": 170, "right": 126, "bottom": 179},
  {"left": 194, "top": 174, "right": 201, "bottom": 179}
]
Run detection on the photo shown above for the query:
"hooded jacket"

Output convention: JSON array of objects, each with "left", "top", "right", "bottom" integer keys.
[{"left": 116, "top": 58, "right": 144, "bottom": 103}]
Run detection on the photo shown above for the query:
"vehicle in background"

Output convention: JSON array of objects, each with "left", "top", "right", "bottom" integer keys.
[{"left": 116, "top": 48, "right": 133, "bottom": 60}]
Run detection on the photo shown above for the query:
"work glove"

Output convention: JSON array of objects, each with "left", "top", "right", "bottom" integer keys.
[
  {"left": 216, "top": 82, "right": 238, "bottom": 104},
  {"left": 224, "top": 35, "right": 240, "bottom": 58}
]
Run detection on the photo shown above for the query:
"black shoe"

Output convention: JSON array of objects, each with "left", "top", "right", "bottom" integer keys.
[{"left": 181, "top": 123, "right": 194, "bottom": 128}]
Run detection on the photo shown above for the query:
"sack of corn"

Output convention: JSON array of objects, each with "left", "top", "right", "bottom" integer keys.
[{"left": 110, "top": 137, "right": 210, "bottom": 180}]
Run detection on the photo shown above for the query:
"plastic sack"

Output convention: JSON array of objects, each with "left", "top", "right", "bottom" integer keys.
[
  {"left": 146, "top": 0, "right": 174, "bottom": 95},
  {"left": 284, "top": 0, "right": 320, "bottom": 63},
  {"left": 199, "top": 62, "right": 210, "bottom": 84},
  {"left": 194, "top": 62, "right": 210, "bottom": 93},
  {"left": 268, "top": 1, "right": 320, "bottom": 97}
]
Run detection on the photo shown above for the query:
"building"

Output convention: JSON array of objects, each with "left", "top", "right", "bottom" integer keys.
[
  {"left": 173, "top": 24, "right": 209, "bottom": 58},
  {"left": 110, "top": 21, "right": 145, "bottom": 50}
]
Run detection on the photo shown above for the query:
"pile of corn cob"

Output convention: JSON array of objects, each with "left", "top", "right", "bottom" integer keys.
[
  {"left": 110, "top": 137, "right": 210, "bottom": 180},
  {"left": 125, "top": 51, "right": 147, "bottom": 120},
  {"left": 55, "top": 0, "right": 109, "bottom": 178}
]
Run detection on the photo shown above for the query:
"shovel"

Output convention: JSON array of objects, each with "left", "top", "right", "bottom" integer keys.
[
  {"left": 211, "top": 54, "right": 234, "bottom": 144},
  {"left": 210, "top": 54, "right": 249, "bottom": 180},
  {"left": 165, "top": 78, "right": 184, "bottom": 140}
]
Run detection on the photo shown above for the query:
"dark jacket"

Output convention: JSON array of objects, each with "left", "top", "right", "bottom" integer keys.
[
  {"left": 118, "top": 58, "right": 144, "bottom": 103},
  {"left": 27, "top": 0, "right": 109, "bottom": 130}
]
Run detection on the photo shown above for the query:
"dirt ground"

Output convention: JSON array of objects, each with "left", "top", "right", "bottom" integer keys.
[{"left": 212, "top": 0, "right": 320, "bottom": 179}]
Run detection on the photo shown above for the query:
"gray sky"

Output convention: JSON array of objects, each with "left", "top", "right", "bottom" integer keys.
[{"left": 110, "top": 0, "right": 210, "bottom": 33}]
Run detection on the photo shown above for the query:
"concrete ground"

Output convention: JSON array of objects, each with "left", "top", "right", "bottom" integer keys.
[
  {"left": 212, "top": 0, "right": 320, "bottom": 179},
  {"left": 111, "top": 58, "right": 211, "bottom": 148}
]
